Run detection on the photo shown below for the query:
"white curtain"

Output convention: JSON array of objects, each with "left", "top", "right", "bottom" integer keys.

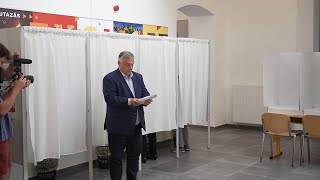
[
  {"left": 88, "top": 32, "right": 139, "bottom": 146},
  {"left": 138, "top": 36, "right": 177, "bottom": 134},
  {"left": 178, "top": 39, "right": 209, "bottom": 126},
  {"left": 23, "top": 27, "right": 87, "bottom": 163},
  {"left": 20, "top": 27, "right": 210, "bottom": 162}
]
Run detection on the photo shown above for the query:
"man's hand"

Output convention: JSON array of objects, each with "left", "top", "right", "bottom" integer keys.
[
  {"left": 143, "top": 99, "right": 152, "bottom": 106},
  {"left": 130, "top": 98, "right": 141, "bottom": 106}
]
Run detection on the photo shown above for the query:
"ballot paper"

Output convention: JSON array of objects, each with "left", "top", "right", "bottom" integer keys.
[{"left": 138, "top": 94, "right": 157, "bottom": 103}]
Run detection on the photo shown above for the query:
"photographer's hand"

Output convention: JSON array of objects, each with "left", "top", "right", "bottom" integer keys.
[
  {"left": 12, "top": 75, "right": 27, "bottom": 92},
  {"left": 0, "top": 75, "right": 26, "bottom": 116},
  {"left": 24, "top": 79, "right": 31, "bottom": 89}
]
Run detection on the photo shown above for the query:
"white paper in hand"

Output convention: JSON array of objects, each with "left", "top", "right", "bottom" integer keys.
[{"left": 139, "top": 94, "right": 157, "bottom": 104}]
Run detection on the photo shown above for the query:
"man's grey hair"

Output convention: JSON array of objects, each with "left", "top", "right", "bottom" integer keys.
[{"left": 118, "top": 51, "right": 134, "bottom": 60}]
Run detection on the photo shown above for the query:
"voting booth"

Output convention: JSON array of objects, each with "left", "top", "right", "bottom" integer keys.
[
  {"left": 301, "top": 53, "right": 320, "bottom": 115},
  {"left": 263, "top": 52, "right": 320, "bottom": 116}
]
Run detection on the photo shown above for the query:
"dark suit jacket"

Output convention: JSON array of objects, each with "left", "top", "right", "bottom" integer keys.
[{"left": 103, "top": 69, "right": 150, "bottom": 135}]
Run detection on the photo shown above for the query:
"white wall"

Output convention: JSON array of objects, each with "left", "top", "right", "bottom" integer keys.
[
  {"left": 0, "top": 0, "right": 177, "bottom": 37},
  {"left": 297, "top": 0, "right": 315, "bottom": 52},
  {"left": 228, "top": 0, "right": 298, "bottom": 86},
  {"left": 0, "top": 0, "right": 91, "bottom": 18}
]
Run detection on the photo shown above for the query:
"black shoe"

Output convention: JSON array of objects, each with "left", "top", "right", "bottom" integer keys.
[
  {"left": 142, "top": 157, "right": 147, "bottom": 163},
  {"left": 153, "top": 153, "right": 157, "bottom": 160},
  {"left": 147, "top": 153, "right": 157, "bottom": 160},
  {"left": 184, "top": 145, "right": 190, "bottom": 151}
]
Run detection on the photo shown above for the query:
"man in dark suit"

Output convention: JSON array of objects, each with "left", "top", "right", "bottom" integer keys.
[{"left": 103, "top": 51, "right": 152, "bottom": 180}]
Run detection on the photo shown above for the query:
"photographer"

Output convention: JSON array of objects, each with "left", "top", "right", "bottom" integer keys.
[{"left": 0, "top": 42, "right": 30, "bottom": 180}]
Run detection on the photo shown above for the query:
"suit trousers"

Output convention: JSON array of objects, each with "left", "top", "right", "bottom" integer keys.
[{"left": 108, "top": 124, "right": 142, "bottom": 180}]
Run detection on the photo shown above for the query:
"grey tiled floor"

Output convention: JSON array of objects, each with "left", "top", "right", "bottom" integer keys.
[{"left": 56, "top": 126, "right": 320, "bottom": 180}]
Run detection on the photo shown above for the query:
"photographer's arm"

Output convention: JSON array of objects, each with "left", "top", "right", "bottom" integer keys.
[{"left": 0, "top": 76, "right": 27, "bottom": 116}]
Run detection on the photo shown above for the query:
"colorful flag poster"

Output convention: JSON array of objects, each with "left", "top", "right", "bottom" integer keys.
[
  {"left": 0, "top": 8, "right": 32, "bottom": 28},
  {"left": 113, "top": 21, "right": 143, "bottom": 35},
  {"left": 77, "top": 18, "right": 113, "bottom": 32},
  {"left": 31, "top": 12, "right": 77, "bottom": 30},
  {"left": 0, "top": 7, "right": 169, "bottom": 37},
  {"left": 143, "top": 24, "right": 168, "bottom": 36}
]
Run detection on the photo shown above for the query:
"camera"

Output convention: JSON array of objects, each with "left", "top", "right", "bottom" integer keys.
[
  {"left": 12, "top": 58, "right": 34, "bottom": 83},
  {"left": 0, "top": 58, "right": 34, "bottom": 84}
]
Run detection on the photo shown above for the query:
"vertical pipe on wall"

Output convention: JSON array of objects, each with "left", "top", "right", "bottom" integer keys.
[
  {"left": 176, "top": 40, "right": 180, "bottom": 158},
  {"left": 86, "top": 40, "right": 93, "bottom": 180},
  {"left": 207, "top": 41, "right": 211, "bottom": 149},
  {"left": 22, "top": 83, "right": 28, "bottom": 180},
  {"left": 21, "top": 28, "right": 29, "bottom": 180},
  {"left": 136, "top": 37, "right": 143, "bottom": 170},
  {"left": 88, "top": 0, "right": 93, "bottom": 179},
  {"left": 314, "top": 0, "right": 320, "bottom": 51}
]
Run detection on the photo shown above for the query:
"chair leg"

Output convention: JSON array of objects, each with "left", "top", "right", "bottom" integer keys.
[
  {"left": 299, "top": 135, "right": 303, "bottom": 166},
  {"left": 270, "top": 135, "right": 273, "bottom": 158},
  {"left": 292, "top": 135, "right": 296, "bottom": 167},
  {"left": 260, "top": 133, "right": 266, "bottom": 162},
  {"left": 307, "top": 136, "right": 310, "bottom": 164},
  {"left": 301, "top": 135, "right": 305, "bottom": 163}
]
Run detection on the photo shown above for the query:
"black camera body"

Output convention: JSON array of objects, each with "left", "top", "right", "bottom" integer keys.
[
  {"left": 0, "top": 68, "right": 3, "bottom": 84},
  {"left": 12, "top": 58, "right": 34, "bottom": 83},
  {"left": 0, "top": 58, "right": 34, "bottom": 84}
]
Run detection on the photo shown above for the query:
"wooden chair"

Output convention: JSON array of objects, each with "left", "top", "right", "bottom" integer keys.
[
  {"left": 260, "top": 112, "right": 302, "bottom": 167},
  {"left": 302, "top": 115, "right": 320, "bottom": 164}
]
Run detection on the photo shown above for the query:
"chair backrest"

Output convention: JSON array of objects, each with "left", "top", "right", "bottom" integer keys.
[
  {"left": 262, "top": 112, "right": 291, "bottom": 135},
  {"left": 303, "top": 115, "right": 320, "bottom": 138}
]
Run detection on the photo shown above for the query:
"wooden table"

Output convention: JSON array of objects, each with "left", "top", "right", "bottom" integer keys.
[{"left": 270, "top": 115, "right": 303, "bottom": 159}]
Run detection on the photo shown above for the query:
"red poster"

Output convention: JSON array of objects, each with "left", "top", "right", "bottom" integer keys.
[{"left": 31, "top": 12, "right": 77, "bottom": 30}]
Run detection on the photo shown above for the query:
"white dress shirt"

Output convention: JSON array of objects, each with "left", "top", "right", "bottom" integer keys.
[{"left": 120, "top": 70, "right": 140, "bottom": 125}]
